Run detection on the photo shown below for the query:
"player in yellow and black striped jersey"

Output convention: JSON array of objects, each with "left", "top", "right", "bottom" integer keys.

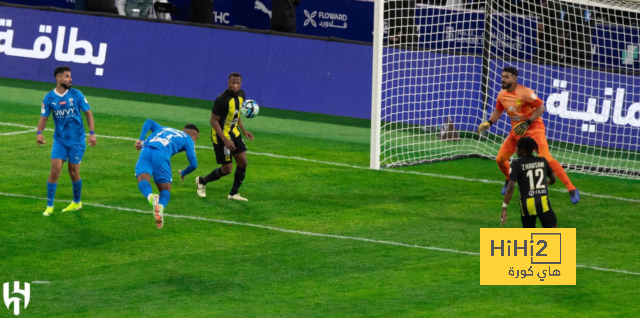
[
  {"left": 501, "top": 137, "right": 558, "bottom": 228},
  {"left": 195, "top": 73, "right": 254, "bottom": 201}
]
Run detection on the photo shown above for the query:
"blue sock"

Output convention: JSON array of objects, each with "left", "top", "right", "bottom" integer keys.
[
  {"left": 47, "top": 182, "right": 57, "bottom": 207},
  {"left": 159, "top": 190, "right": 171, "bottom": 208},
  {"left": 72, "top": 179, "right": 82, "bottom": 203},
  {"left": 138, "top": 180, "right": 153, "bottom": 199}
]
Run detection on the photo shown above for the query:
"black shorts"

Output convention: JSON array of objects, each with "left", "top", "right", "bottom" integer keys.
[
  {"left": 212, "top": 134, "right": 247, "bottom": 165},
  {"left": 521, "top": 209, "right": 557, "bottom": 228}
]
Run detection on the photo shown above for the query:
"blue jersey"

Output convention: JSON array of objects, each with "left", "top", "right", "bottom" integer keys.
[
  {"left": 139, "top": 119, "right": 198, "bottom": 176},
  {"left": 143, "top": 126, "right": 195, "bottom": 157},
  {"left": 41, "top": 88, "right": 91, "bottom": 145}
]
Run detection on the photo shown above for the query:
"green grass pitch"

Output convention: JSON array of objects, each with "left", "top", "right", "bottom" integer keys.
[{"left": 0, "top": 77, "right": 639, "bottom": 317}]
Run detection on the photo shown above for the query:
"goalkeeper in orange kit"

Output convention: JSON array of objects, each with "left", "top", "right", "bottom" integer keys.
[{"left": 477, "top": 67, "right": 580, "bottom": 204}]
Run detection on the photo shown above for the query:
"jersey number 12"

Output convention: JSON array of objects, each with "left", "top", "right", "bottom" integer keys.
[{"left": 526, "top": 168, "right": 545, "bottom": 190}]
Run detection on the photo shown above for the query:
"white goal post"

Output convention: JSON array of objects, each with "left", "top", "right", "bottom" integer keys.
[{"left": 371, "top": 0, "right": 640, "bottom": 179}]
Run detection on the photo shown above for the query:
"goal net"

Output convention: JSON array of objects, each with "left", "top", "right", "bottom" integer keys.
[{"left": 371, "top": 0, "right": 640, "bottom": 179}]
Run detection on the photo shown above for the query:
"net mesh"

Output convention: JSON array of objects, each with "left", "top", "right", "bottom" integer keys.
[{"left": 376, "top": 0, "right": 640, "bottom": 179}]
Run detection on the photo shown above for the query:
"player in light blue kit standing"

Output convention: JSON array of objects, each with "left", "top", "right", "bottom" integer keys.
[
  {"left": 135, "top": 119, "right": 199, "bottom": 229},
  {"left": 37, "top": 66, "right": 97, "bottom": 216}
]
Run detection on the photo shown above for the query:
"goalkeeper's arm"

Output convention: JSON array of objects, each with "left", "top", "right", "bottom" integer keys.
[
  {"left": 514, "top": 104, "right": 546, "bottom": 135},
  {"left": 529, "top": 104, "right": 545, "bottom": 122},
  {"left": 478, "top": 108, "right": 504, "bottom": 133}
]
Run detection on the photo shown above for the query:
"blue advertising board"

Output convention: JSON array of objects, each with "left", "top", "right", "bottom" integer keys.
[
  {"left": 0, "top": 5, "right": 372, "bottom": 118},
  {"left": 382, "top": 48, "right": 640, "bottom": 151},
  {"left": 1, "top": 0, "right": 75, "bottom": 9},
  {"left": 381, "top": 49, "right": 484, "bottom": 133},
  {"left": 211, "top": 0, "right": 272, "bottom": 29},
  {"left": 4, "top": 0, "right": 372, "bottom": 42},
  {"left": 592, "top": 23, "right": 640, "bottom": 71},
  {"left": 0, "top": 5, "right": 638, "bottom": 151},
  {"left": 295, "top": 0, "right": 374, "bottom": 43},
  {"left": 416, "top": 6, "right": 537, "bottom": 60}
]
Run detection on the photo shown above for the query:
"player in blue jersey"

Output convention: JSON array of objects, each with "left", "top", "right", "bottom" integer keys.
[
  {"left": 135, "top": 119, "right": 199, "bottom": 229},
  {"left": 37, "top": 66, "right": 97, "bottom": 216}
]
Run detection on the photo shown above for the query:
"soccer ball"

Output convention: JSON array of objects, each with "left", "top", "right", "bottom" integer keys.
[{"left": 241, "top": 100, "right": 259, "bottom": 118}]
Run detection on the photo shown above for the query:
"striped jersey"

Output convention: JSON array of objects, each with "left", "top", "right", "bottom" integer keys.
[
  {"left": 212, "top": 89, "right": 245, "bottom": 141},
  {"left": 509, "top": 156, "right": 554, "bottom": 217}
]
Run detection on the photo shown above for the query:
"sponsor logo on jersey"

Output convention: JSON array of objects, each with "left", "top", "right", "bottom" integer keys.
[{"left": 53, "top": 108, "right": 76, "bottom": 117}]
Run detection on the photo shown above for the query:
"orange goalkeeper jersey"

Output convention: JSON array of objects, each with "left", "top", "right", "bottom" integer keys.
[{"left": 496, "top": 84, "right": 545, "bottom": 130}]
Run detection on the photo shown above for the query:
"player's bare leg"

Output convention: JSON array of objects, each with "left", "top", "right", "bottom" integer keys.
[
  {"left": 43, "top": 159, "right": 64, "bottom": 216},
  {"left": 228, "top": 153, "right": 248, "bottom": 201},
  {"left": 48, "top": 159, "right": 64, "bottom": 184},
  {"left": 197, "top": 163, "right": 232, "bottom": 197}
]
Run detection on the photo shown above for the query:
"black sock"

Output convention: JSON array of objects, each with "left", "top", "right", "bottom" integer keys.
[
  {"left": 229, "top": 167, "right": 246, "bottom": 196},
  {"left": 202, "top": 168, "right": 224, "bottom": 184}
]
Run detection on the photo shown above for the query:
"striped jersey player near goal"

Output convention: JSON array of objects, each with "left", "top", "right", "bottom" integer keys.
[{"left": 501, "top": 137, "right": 558, "bottom": 228}]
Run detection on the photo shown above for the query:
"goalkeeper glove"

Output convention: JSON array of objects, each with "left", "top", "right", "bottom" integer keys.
[
  {"left": 477, "top": 120, "right": 493, "bottom": 134},
  {"left": 513, "top": 119, "right": 533, "bottom": 136}
]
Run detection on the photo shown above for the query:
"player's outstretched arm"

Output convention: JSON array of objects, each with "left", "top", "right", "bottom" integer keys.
[
  {"left": 37, "top": 116, "right": 48, "bottom": 145},
  {"left": 237, "top": 117, "right": 254, "bottom": 141},
  {"left": 139, "top": 119, "right": 161, "bottom": 140},
  {"left": 85, "top": 110, "right": 97, "bottom": 146},
  {"left": 478, "top": 109, "right": 504, "bottom": 133},
  {"left": 179, "top": 162, "right": 198, "bottom": 183},
  {"left": 180, "top": 143, "right": 198, "bottom": 181},
  {"left": 501, "top": 181, "right": 517, "bottom": 226}
]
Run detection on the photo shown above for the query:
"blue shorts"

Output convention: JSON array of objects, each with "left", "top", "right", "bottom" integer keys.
[
  {"left": 51, "top": 141, "right": 86, "bottom": 164},
  {"left": 135, "top": 147, "right": 173, "bottom": 184}
]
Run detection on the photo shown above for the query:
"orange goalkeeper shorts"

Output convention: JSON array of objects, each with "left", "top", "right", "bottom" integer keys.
[{"left": 498, "top": 127, "right": 551, "bottom": 158}]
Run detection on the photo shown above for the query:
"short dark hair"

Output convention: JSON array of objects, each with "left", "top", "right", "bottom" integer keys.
[
  {"left": 184, "top": 124, "right": 199, "bottom": 133},
  {"left": 502, "top": 67, "right": 518, "bottom": 77},
  {"left": 54, "top": 66, "right": 71, "bottom": 77},
  {"left": 517, "top": 136, "right": 538, "bottom": 156},
  {"left": 228, "top": 72, "right": 242, "bottom": 80}
]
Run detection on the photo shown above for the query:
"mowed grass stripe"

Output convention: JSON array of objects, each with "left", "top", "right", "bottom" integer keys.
[
  {"left": 2, "top": 122, "right": 638, "bottom": 204},
  {"left": 3, "top": 191, "right": 640, "bottom": 277}
]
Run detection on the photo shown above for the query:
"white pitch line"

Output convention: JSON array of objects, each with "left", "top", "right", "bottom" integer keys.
[
  {"left": 575, "top": 265, "right": 640, "bottom": 276},
  {"left": 1, "top": 191, "right": 640, "bottom": 277},
  {"left": 31, "top": 281, "right": 51, "bottom": 284},
  {"left": 0, "top": 191, "right": 477, "bottom": 256},
  {"left": 1, "top": 121, "right": 639, "bottom": 205},
  {"left": 0, "top": 130, "right": 35, "bottom": 136},
  {"left": 0, "top": 123, "right": 37, "bottom": 129}
]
